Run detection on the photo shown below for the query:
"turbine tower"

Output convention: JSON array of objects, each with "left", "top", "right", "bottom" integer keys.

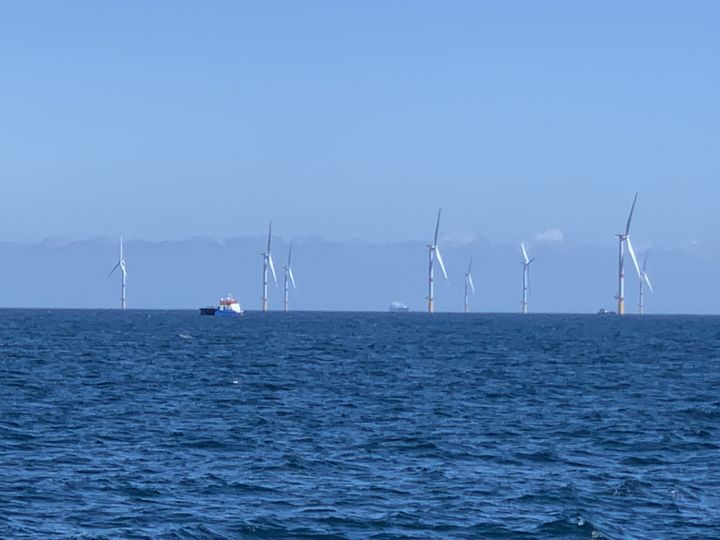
[
  {"left": 283, "top": 243, "right": 296, "bottom": 312},
  {"left": 463, "top": 255, "right": 475, "bottom": 313},
  {"left": 426, "top": 208, "right": 448, "bottom": 313},
  {"left": 107, "top": 235, "right": 127, "bottom": 310},
  {"left": 638, "top": 252, "right": 654, "bottom": 315},
  {"left": 521, "top": 242, "right": 535, "bottom": 314},
  {"left": 261, "top": 221, "right": 277, "bottom": 312},
  {"left": 615, "top": 193, "right": 643, "bottom": 315}
]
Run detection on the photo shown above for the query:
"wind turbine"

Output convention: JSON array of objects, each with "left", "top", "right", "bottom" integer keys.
[
  {"left": 107, "top": 235, "right": 127, "bottom": 310},
  {"left": 283, "top": 243, "right": 296, "bottom": 312},
  {"left": 615, "top": 193, "right": 643, "bottom": 315},
  {"left": 520, "top": 242, "right": 536, "bottom": 314},
  {"left": 261, "top": 221, "right": 277, "bottom": 312},
  {"left": 426, "top": 208, "right": 448, "bottom": 313},
  {"left": 638, "top": 251, "right": 654, "bottom": 315},
  {"left": 463, "top": 255, "right": 475, "bottom": 313}
]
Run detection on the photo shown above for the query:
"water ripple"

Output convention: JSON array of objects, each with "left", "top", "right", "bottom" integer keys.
[{"left": 1, "top": 310, "right": 719, "bottom": 538}]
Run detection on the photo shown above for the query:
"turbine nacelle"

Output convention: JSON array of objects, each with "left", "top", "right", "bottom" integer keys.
[
  {"left": 616, "top": 193, "right": 647, "bottom": 315},
  {"left": 108, "top": 236, "right": 127, "bottom": 278},
  {"left": 427, "top": 207, "right": 447, "bottom": 313},
  {"left": 267, "top": 254, "right": 277, "bottom": 284},
  {"left": 616, "top": 233, "right": 642, "bottom": 280},
  {"left": 520, "top": 242, "right": 534, "bottom": 313},
  {"left": 286, "top": 266, "right": 296, "bottom": 288},
  {"left": 520, "top": 242, "right": 536, "bottom": 267},
  {"left": 431, "top": 245, "right": 448, "bottom": 281},
  {"left": 284, "top": 242, "right": 296, "bottom": 289},
  {"left": 107, "top": 235, "right": 127, "bottom": 310},
  {"left": 465, "top": 255, "right": 475, "bottom": 295},
  {"left": 262, "top": 221, "right": 277, "bottom": 285}
]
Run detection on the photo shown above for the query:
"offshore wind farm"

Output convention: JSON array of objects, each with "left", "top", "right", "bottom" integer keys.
[
  {"left": 96, "top": 196, "right": 660, "bottom": 315},
  {"left": 10, "top": 223, "right": 706, "bottom": 313},
  {"left": 3, "top": 3, "right": 720, "bottom": 538}
]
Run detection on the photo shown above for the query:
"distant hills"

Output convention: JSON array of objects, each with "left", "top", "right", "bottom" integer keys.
[{"left": 0, "top": 236, "right": 716, "bottom": 313}]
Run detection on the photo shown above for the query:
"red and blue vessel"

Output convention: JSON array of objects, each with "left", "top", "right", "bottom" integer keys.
[{"left": 199, "top": 295, "right": 244, "bottom": 318}]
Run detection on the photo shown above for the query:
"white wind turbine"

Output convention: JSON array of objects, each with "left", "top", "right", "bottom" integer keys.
[
  {"left": 463, "top": 255, "right": 475, "bottom": 313},
  {"left": 520, "top": 242, "right": 536, "bottom": 314},
  {"left": 615, "top": 193, "right": 643, "bottom": 315},
  {"left": 261, "top": 221, "right": 277, "bottom": 312},
  {"left": 638, "top": 251, "right": 654, "bottom": 315},
  {"left": 426, "top": 208, "right": 448, "bottom": 313},
  {"left": 283, "top": 243, "right": 296, "bottom": 312},
  {"left": 107, "top": 235, "right": 127, "bottom": 310}
]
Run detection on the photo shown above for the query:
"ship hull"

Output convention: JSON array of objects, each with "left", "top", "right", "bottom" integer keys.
[{"left": 214, "top": 310, "right": 243, "bottom": 318}]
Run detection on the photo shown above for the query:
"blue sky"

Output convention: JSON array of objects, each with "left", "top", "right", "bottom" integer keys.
[{"left": 1, "top": 1, "right": 718, "bottom": 248}]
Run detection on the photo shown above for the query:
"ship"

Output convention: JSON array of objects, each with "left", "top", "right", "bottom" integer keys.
[
  {"left": 389, "top": 300, "right": 410, "bottom": 312},
  {"left": 200, "top": 295, "right": 244, "bottom": 317}
]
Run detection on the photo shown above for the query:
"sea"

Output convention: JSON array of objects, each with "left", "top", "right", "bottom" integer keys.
[{"left": 1, "top": 310, "right": 719, "bottom": 539}]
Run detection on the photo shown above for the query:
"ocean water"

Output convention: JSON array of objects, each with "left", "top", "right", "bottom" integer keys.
[{"left": 1, "top": 310, "right": 719, "bottom": 539}]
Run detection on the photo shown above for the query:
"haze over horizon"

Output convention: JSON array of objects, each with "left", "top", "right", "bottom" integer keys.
[{"left": 2, "top": 1, "right": 719, "bottom": 249}]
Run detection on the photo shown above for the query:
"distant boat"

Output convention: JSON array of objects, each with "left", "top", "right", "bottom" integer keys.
[
  {"left": 597, "top": 308, "right": 616, "bottom": 315},
  {"left": 200, "top": 295, "right": 244, "bottom": 317},
  {"left": 389, "top": 301, "right": 410, "bottom": 312}
]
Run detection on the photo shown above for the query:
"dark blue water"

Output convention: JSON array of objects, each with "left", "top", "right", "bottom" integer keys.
[{"left": 1, "top": 310, "right": 719, "bottom": 539}]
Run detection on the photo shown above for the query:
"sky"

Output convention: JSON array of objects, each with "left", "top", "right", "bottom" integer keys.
[{"left": 1, "top": 1, "right": 719, "bottom": 248}]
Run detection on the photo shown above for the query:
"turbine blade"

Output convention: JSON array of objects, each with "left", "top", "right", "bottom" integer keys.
[
  {"left": 287, "top": 242, "right": 293, "bottom": 266},
  {"left": 288, "top": 267, "right": 296, "bottom": 288},
  {"left": 625, "top": 192, "right": 638, "bottom": 236},
  {"left": 268, "top": 254, "right": 277, "bottom": 284},
  {"left": 435, "top": 247, "right": 448, "bottom": 280},
  {"left": 267, "top": 221, "right": 272, "bottom": 253},
  {"left": 468, "top": 273, "right": 475, "bottom": 294},
  {"left": 107, "top": 262, "right": 120, "bottom": 278},
  {"left": 643, "top": 272, "right": 654, "bottom": 293},
  {"left": 120, "top": 261, "right": 127, "bottom": 277},
  {"left": 433, "top": 207, "right": 442, "bottom": 246},
  {"left": 625, "top": 237, "right": 642, "bottom": 279},
  {"left": 642, "top": 251, "right": 649, "bottom": 272},
  {"left": 467, "top": 254, "right": 473, "bottom": 273},
  {"left": 521, "top": 242, "right": 529, "bottom": 264}
]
